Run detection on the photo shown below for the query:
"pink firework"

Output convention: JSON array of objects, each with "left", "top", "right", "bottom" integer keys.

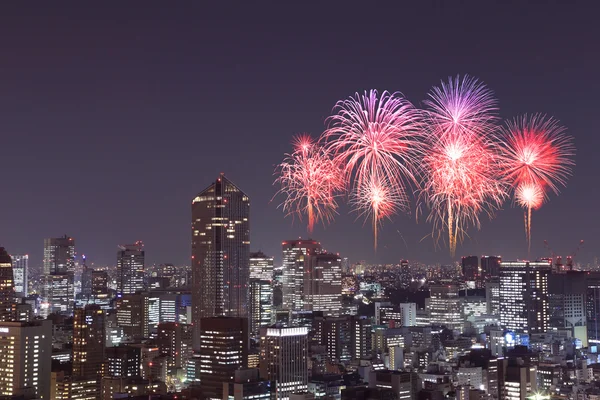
[
  {"left": 274, "top": 135, "right": 345, "bottom": 232},
  {"left": 322, "top": 90, "right": 424, "bottom": 248},
  {"left": 500, "top": 114, "right": 575, "bottom": 252},
  {"left": 419, "top": 76, "right": 506, "bottom": 257}
]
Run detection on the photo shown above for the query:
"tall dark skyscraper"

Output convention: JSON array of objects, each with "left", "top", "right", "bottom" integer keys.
[
  {"left": 481, "top": 255, "right": 502, "bottom": 279},
  {"left": 43, "top": 235, "right": 75, "bottom": 274},
  {"left": 0, "top": 248, "right": 14, "bottom": 322},
  {"left": 43, "top": 235, "right": 75, "bottom": 316},
  {"left": 191, "top": 174, "right": 250, "bottom": 344},
  {"left": 116, "top": 242, "right": 145, "bottom": 296},
  {"left": 461, "top": 256, "right": 479, "bottom": 281}
]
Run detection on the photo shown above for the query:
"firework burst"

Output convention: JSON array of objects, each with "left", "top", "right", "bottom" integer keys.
[
  {"left": 322, "top": 90, "right": 424, "bottom": 248},
  {"left": 274, "top": 135, "right": 345, "bottom": 232},
  {"left": 500, "top": 114, "right": 575, "bottom": 252},
  {"left": 419, "top": 76, "right": 506, "bottom": 256}
]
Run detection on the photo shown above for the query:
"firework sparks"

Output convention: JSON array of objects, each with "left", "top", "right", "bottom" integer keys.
[
  {"left": 419, "top": 76, "right": 506, "bottom": 256},
  {"left": 322, "top": 90, "right": 424, "bottom": 248},
  {"left": 274, "top": 135, "right": 345, "bottom": 232},
  {"left": 500, "top": 114, "right": 575, "bottom": 252}
]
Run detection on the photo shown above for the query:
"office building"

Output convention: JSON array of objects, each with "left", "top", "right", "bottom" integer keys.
[
  {"left": 427, "top": 283, "right": 462, "bottom": 332},
  {"left": 105, "top": 345, "right": 142, "bottom": 377},
  {"left": 73, "top": 304, "right": 105, "bottom": 381},
  {"left": 51, "top": 370, "right": 98, "bottom": 400},
  {"left": 116, "top": 242, "right": 145, "bottom": 296},
  {"left": 11, "top": 254, "right": 28, "bottom": 297},
  {"left": 80, "top": 257, "right": 93, "bottom": 300},
  {"left": 115, "top": 293, "right": 149, "bottom": 340},
  {"left": 368, "top": 370, "right": 419, "bottom": 400},
  {"left": 313, "top": 315, "right": 351, "bottom": 363},
  {"left": 156, "top": 322, "right": 193, "bottom": 369},
  {"left": 44, "top": 272, "right": 74, "bottom": 315},
  {"left": 0, "top": 320, "right": 52, "bottom": 399},
  {"left": 250, "top": 251, "right": 274, "bottom": 281},
  {"left": 223, "top": 368, "right": 271, "bottom": 400},
  {"left": 303, "top": 253, "right": 342, "bottom": 316},
  {"left": 282, "top": 239, "right": 321, "bottom": 311},
  {"left": 548, "top": 271, "right": 587, "bottom": 345},
  {"left": 351, "top": 315, "right": 372, "bottom": 360},
  {"left": 92, "top": 270, "right": 109, "bottom": 297},
  {"left": 192, "top": 175, "right": 250, "bottom": 347},
  {"left": 250, "top": 279, "right": 273, "bottom": 338},
  {"left": 462, "top": 256, "right": 479, "bottom": 281},
  {"left": 399, "top": 303, "right": 417, "bottom": 327},
  {"left": 199, "top": 317, "right": 248, "bottom": 400},
  {"left": 499, "top": 260, "right": 550, "bottom": 334},
  {"left": 43, "top": 235, "right": 75, "bottom": 274},
  {"left": 481, "top": 256, "right": 501, "bottom": 279},
  {"left": 0, "top": 248, "right": 14, "bottom": 321},
  {"left": 260, "top": 326, "right": 309, "bottom": 399},
  {"left": 486, "top": 279, "right": 501, "bottom": 316}
]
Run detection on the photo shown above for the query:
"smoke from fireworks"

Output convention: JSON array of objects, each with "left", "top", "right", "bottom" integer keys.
[
  {"left": 419, "top": 76, "right": 506, "bottom": 256},
  {"left": 274, "top": 135, "right": 345, "bottom": 232},
  {"left": 322, "top": 90, "right": 424, "bottom": 248},
  {"left": 500, "top": 114, "right": 575, "bottom": 252}
]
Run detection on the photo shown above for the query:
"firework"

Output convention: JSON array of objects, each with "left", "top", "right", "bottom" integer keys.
[
  {"left": 419, "top": 76, "right": 506, "bottom": 256},
  {"left": 274, "top": 135, "right": 345, "bottom": 232},
  {"left": 322, "top": 90, "right": 424, "bottom": 248},
  {"left": 500, "top": 114, "right": 575, "bottom": 252}
]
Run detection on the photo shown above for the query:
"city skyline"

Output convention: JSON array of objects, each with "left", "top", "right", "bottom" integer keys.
[{"left": 0, "top": 3, "right": 597, "bottom": 267}]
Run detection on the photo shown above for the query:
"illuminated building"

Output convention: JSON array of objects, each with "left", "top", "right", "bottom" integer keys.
[
  {"left": 0, "top": 320, "right": 52, "bottom": 399},
  {"left": 399, "top": 303, "right": 417, "bottom": 327},
  {"left": 351, "top": 315, "right": 372, "bottom": 360},
  {"left": 548, "top": 271, "right": 587, "bottom": 345},
  {"left": 105, "top": 345, "right": 142, "bottom": 377},
  {"left": 156, "top": 322, "right": 193, "bottom": 369},
  {"left": 486, "top": 280, "right": 501, "bottom": 316},
  {"left": 260, "top": 326, "right": 308, "bottom": 399},
  {"left": 427, "top": 283, "right": 462, "bottom": 332},
  {"left": 43, "top": 235, "right": 75, "bottom": 274},
  {"left": 10, "top": 254, "right": 28, "bottom": 297},
  {"left": 250, "top": 251, "right": 274, "bottom": 281},
  {"left": 51, "top": 370, "right": 97, "bottom": 400},
  {"left": 0, "top": 248, "right": 14, "bottom": 321},
  {"left": 223, "top": 368, "right": 271, "bottom": 400},
  {"left": 91, "top": 270, "right": 108, "bottom": 297},
  {"left": 199, "top": 317, "right": 248, "bottom": 400},
  {"left": 73, "top": 304, "right": 105, "bottom": 382},
  {"left": 313, "top": 315, "right": 351, "bottom": 362},
  {"left": 499, "top": 261, "right": 550, "bottom": 334},
  {"left": 368, "top": 370, "right": 419, "bottom": 400},
  {"left": 44, "top": 273, "right": 74, "bottom": 315},
  {"left": 191, "top": 174, "right": 250, "bottom": 349},
  {"left": 115, "top": 293, "right": 149, "bottom": 340},
  {"left": 100, "top": 376, "right": 165, "bottom": 400},
  {"left": 281, "top": 239, "right": 321, "bottom": 311},
  {"left": 116, "top": 242, "right": 145, "bottom": 296},
  {"left": 303, "top": 253, "right": 342, "bottom": 316},
  {"left": 249, "top": 279, "right": 273, "bottom": 338}
]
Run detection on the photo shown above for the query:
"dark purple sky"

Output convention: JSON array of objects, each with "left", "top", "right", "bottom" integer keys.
[{"left": 0, "top": 2, "right": 598, "bottom": 267}]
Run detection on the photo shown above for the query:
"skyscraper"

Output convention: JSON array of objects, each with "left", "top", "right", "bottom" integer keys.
[
  {"left": 281, "top": 239, "right": 321, "bottom": 311},
  {"left": 461, "top": 256, "right": 479, "bottom": 281},
  {"left": 499, "top": 260, "right": 551, "bottom": 334},
  {"left": 250, "top": 251, "right": 274, "bottom": 281},
  {"left": 249, "top": 279, "right": 273, "bottom": 338},
  {"left": 481, "top": 255, "right": 501, "bottom": 279},
  {"left": 73, "top": 305, "right": 105, "bottom": 383},
  {"left": 303, "top": 252, "right": 342, "bottom": 316},
  {"left": 11, "top": 254, "right": 28, "bottom": 297},
  {"left": 192, "top": 174, "right": 250, "bottom": 342},
  {"left": 43, "top": 235, "right": 75, "bottom": 274},
  {"left": 116, "top": 242, "right": 145, "bottom": 296},
  {"left": 427, "top": 283, "right": 462, "bottom": 332},
  {"left": 260, "top": 326, "right": 309, "bottom": 399},
  {"left": 199, "top": 317, "right": 248, "bottom": 400},
  {"left": 0, "top": 248, "right": 14, "bottom": 321}
]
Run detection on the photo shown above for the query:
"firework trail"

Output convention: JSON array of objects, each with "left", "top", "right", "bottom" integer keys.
[
  {"left": 322, "top": 90, "right": 424, "bottom": 249},
  {"left": 500, "top": 114, "right": 575, "bottom": 252},
  {"left": 419, "top": 76, "right": 506, "bottom": 257},
  {"left": 274, "top": 135, "right": 345, "bottom": 232}
]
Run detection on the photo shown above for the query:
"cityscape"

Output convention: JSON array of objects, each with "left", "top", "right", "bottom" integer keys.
[{"left": 0, "top": 3, "right": 598, "bottom": 400}]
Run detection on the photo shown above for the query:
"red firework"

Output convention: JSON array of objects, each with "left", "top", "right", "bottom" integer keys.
[
  {"left": 500, "top": 114, "right": 575, "bottom": 252},
  {"left": 274, "top": 135, "right": 345, "bottom": 232},
  {"left": 419, "top": 76, "right": 506, "bottom": 256},
  {"left": 322, "top": 90, "right": 424, "bottom": 249}
]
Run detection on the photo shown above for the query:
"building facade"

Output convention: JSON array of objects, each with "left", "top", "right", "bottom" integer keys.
[{"left": 116, "top": 242, "right": 145, "bottom": 296}]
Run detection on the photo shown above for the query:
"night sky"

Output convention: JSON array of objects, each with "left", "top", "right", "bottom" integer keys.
[{"left": 1, "top": 3, "right": 598, "bottom": 268}]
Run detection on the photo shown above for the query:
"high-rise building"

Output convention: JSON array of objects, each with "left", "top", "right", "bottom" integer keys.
[
  {"left": 427, "top": 283, "right": 462, "bottom": 332},
  {"left": 73, "top": 305, "right": 105, "bottom": 382},
  {"left": 80, "top": 256, "right": 93, "bottom": 300},
  {"left": 191, "top": 174, "right": 250, "bottom": 347},
  {"left": 115, "top": 293, "right": 149, "bottom": 340},
  {"left": 249, "top": 279, "right": 273, "bottom": 338},
  {"left": 260, "top": 326, "right": 309, "bottom": 399},
  {"left": 199, "top": 317, "right": 248, "bottom": 400},
  {"left": 499, "top": 260, "right": 551, "bottom": 334},
  {"left": 43, "top": 236, "right": 75, "bottom": 316},
  {"left": 11, "top": 254, "right": 28, "bottom": 297},
  {"left": 303, "top": 253, "right": 342, "bottom": 316},
  {"left": 156, "top": 322, "right": 193, "bottom": 369},
  {"left": 0, "top": 248, "right": 14, "bottom": 321},
  {"left": 43, "top": 235, "right": 75, "bottom": 274},
  {"left": 351, "top": 315, "right": 372, "bottom": 360},
  {"left": 250, "top": 251, "right": 274, "bottom": 281},
  {"left": 116, "top": 242, "right": 145, "bottom": 296},
  {"left": 313, "top": 315, "right": 351, "bottom": 363},
  {"left": 486, "top": 279, "right": 501, "bottom": 316},
  {"left": 0, "top": 320, "right": 52, "bottom": 399},
  {"left": 368, "top": 370, "right": 419, "bottom": 400},
  {"left": 105, "top": 345, "right": 142, "bottom": 378},
  {"left": 282, "top": 239, "right": 321, "bottom": 311},
  {"left": 548, "top": 271, "right": 587, "bottom": 345},
  {"left": 481, "top": 256, "right": 501, "bottom": 279},
  {"left": 399, "top": 303, "right": 417, "bottom": 327},
  {"left": 462, "top": 256, "right": 479, "bottom": 281},
  {"left": 92, "top": 270, "right": 109, "bottom": 297}
]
